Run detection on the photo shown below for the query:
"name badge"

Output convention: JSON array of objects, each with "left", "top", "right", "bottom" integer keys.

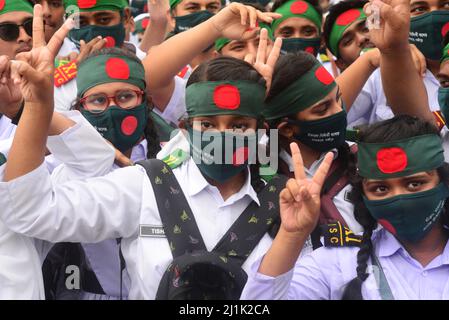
[{"left": 140, "top": 225, "right": 166, "bottom": 238}]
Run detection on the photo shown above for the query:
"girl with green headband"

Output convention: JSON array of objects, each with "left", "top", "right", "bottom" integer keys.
[
  {"left": 43, "top": 47, "right": 166, "bottom": 300},
  {"left": 242, "top": 115, "right": 449, "bottom": 300},
  {"left": 0, "top": 5, "right": 288, "bottom": 300},
  {"left": 270, "top": 0, "right": 323, "bottom": 56}
]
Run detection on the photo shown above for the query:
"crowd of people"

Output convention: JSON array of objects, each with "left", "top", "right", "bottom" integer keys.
[{"left": 0, "top": 0, "right": 448, "bottom": 300}]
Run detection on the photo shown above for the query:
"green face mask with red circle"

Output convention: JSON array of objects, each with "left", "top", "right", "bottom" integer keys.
[{"left": 81, "top": 103, "right": 148, "bottom": 153}]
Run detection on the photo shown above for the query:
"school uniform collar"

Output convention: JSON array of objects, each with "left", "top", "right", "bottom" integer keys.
[
  {"left": 279, "top": 148, "right": 339, "bottom": 177},
  {"left": 375, "top": 227, "right": 449, "bottom": 266},
  {"left": 186, "top": 158, "right": 260, "bottom": 206}
]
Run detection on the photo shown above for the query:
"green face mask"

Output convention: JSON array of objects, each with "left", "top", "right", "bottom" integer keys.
[
  {"left": 186, "top": 126, "right": 257, "bottom": 183},
  {"left": 438, "top": 86, "right": 449, "bottom": 123},
  {"left": 69, "top": 22, "right": 126, "bottom": 48},
  {"left": 409, "top": 11, "right": 449, "bottom": 61},
  {"left": 363, "top": 183, "right": 449, "bottom": 243},
  {"left": 280, "top": 37, "right": 321, "bottom": 56},
  {"left": 288, "top": 110, "right": 347, "bottom": 152},
  {"left": 81, "top": 103, "right": 148, "bottom": 153},
  {"left": 174, "top": 10, "right": 214, "bottom": 34}
]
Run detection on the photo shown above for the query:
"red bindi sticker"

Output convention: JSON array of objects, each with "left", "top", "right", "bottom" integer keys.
[
  {"left": 0, "top": 0, "right": 5, "bottom": 11},
  {"left": 213, "top": 84, "right": 241, "bottom": 110},
  {"left": 315, "top": 66, "right": 334, "bottom": 85},
  {"left": 442, "top": 22, "right": 449, "bottom": 37},
  {"left": 378, "top": 219, "right": 397, "bottom": 235},
  {"left": 290, "top": 1, "right": 308, "bottom": 14},
  {"left": 305, "top": 46, "right": 315, "bottom": 55},
  {"left": 105, "top": 58, "right": 130, "bottom": 80},
  {"left": 336, "top": 9, "right": 361, "bottom": 26},
  {"left": 232, "top": 147, "right": 249, "bottom": 166},
  {"left": 104, "top": 36, "right": 116, "bottom": 48},
  {"left": 376, "top": 147, "right": 408, "bottom": 174},
  {"left": 121, "top": 116, "right": 138, "bottom": 136},
  {"left": 77, "top": 0, "right": 97, "bottom": 9},
  {"left": 142, "top": 18, "right": 150, "bottom": 29}
]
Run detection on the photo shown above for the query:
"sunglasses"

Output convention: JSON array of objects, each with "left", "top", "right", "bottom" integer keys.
[{"left": 0, "top": 19, "right": 33, "bottom": 42}]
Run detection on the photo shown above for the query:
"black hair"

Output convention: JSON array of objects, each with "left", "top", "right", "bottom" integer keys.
[
  {"left": 342, "top": 115, "right": 449, "bottom": 300},
  {"left": 187, "top": 56, "right": 267, "bottom": 192},
  {"left": 74, "top": 47, "right": 161, "bottom": 159},
  {"left": 271, "top": 0, "right": 322, "bottom": 15},
  {"left": 322, "top": 0, "right": 367, "bottom": 57}
]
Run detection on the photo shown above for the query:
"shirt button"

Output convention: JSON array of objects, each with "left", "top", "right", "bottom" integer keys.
[{"left": 422, "top": 271, "right": 428, "bottom": 277}]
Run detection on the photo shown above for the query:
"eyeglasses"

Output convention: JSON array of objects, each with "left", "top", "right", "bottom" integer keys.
[
  {"left": 79, "top": 90, "right": 145, "bottom": 114},
  {"left": 0, "top": 19, "right": 33, "bottom": 42}
]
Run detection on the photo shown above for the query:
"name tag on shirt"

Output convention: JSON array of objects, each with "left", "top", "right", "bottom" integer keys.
[{"left": 140, "top": 225, "right": 166, "bottom": 238}]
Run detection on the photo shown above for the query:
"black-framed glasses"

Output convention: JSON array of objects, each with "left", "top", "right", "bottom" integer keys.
[
  {"left": 80, "top": 90, "right": 145, "bottom": 114},
  {"left": 0, "top": 18, "right": 33, "bottom": 42}
]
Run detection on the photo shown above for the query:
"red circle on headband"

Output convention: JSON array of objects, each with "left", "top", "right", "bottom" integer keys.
[
  {"left": 232, "top": 147, "right": 249, "bottom": 166},
  {"left": 0, "top": 0, "right": 5, "bottom": 11},
  {"left": 77, "top": 0, "right": 97, "bottom": 9},
  {"left": 315, "top": 66, "right": 334, "bottom": 85},
  {"left": 305, "top": 46, "right": 315, "bottom": 55},
  {"left": 142, "top": 18, "right": 150, "bottom": 29},
  {"left": 105, "top": 58, "right": 130, "bottom": 80},
  {"left": 290, "top": 1, "right": 308, "bottom": 14},
  {"left": 336, "top": 9, "right": 361, "bottom": 26},
  {"left": 121, "top": 116, "right": 138, "bottom": 136},
  {"left": 213, "top": 84, "right": 241, "bottom": 110},
  {"left": 378, "top": 219, "right": 397, "bottom": 235},
  {"left": 442, "top": 22, "right": 449, "bottom": 37},
  {"left": 376, "top": 147, "right": 408, "bottom": 174},
  {"left": 104, "top": 36, "right": 116, "bottom": 48}
]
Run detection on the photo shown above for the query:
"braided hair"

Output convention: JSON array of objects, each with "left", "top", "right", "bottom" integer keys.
[
  {"left": 73, "top": 47, "right": 161, "bottom": 159},
  {"left": 186, "top": 56, "right": 267, "bottom": 192},
  {"left": 342, "top": 115, "right": 449, "bottom": 299}
]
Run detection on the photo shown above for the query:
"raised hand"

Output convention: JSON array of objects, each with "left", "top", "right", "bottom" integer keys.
[
  {"left": 244, "top": 28, "right": 282, "bottom": 93},
  {"left": 365, "top": 0, "right": 410, "bottom": 54},
  {"left": 9, "top": 4, "right": 74, "bottom": 105},
  {"left": 210, "top": 3, "right": 281, "bottom": 42},
  {"left": 0, "top": 55, "right": 23, "bottom": 119},
  {"left": 279, "top": 143, "right": 333, "bottom": 235}
]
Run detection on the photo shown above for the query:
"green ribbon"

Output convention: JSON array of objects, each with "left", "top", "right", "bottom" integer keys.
[
  {"left": 215, "top": 38, "right": 231, "bottom": 52},
  {"left": 358, "top": 134, "right": 444, "bottom": 180},
  {"left": 77, "top": 52, "right": 146, "bottom": 98},
  {"left": 441, "top": 41, "right": 449, "bottom": 63},
  {"left": 64, "top": 0, "right": 128, "bottom": 12},
  {"left": 263, "top": 61, "right": 336, "bottom": 121},
  {"left": 329, "top": 8, "right": 366, "bottom": 57},
  {"left": 170, "top": 0, "right": 182, "bottom": 9},
  {"left": 0, "top": 0, "right": 33, "bottom": 15},
  {"left": 186, "top": 80, "right": 265, "bottom": 118},
  {"left": 271, "top": 0, "right": 322, "bottom": 35}
]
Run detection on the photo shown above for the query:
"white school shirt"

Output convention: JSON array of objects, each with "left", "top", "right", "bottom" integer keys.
[
  {"left": 0, "top": 112, "right": 115, "bottom": 299},
  {"left": 152, "top": 76, "right": 187, "bottom": 127},
  {"left": 347, "top": 69, "right": 441, "bottom": 128},
  {"left": 279, "top": 147, "right": 362, "bottom": 234},
  {"left": 0, "top": 157, "right": 275, "bottom": 300},
  {"left": 240, "top": 228, "right": 449, "bottom": 300}
]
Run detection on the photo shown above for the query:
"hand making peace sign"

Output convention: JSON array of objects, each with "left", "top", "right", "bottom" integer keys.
[{"left": 279, "top": 143, "right": 334, "bottom": 235}]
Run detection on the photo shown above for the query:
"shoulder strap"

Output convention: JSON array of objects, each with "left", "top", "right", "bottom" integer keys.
[
  {"left": 213, "top": 174, "right": 288, "bottom": 267},
  {"left": 371, "top": 251, "right": 395, "bottom": 300},
  {"left": 137, "top": 159, "right": 207, "bottom": 258}
]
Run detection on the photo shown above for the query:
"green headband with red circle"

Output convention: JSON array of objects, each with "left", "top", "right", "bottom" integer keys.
[
  {"left": 263, "top": 62, "right": 336, "bottom": 120},
  {"left": 64, "top": 0, "right": 128, "bottom": 12},
  {"left": 329, "top": 8, "right": 366, "bottom": 57},
  {"left": 271, "top": 0, "right": 322, "bottom": 34},
  {"left": 0, "top": 0, "right": 33, "bottom": 15},
  {"left": 77, "top": 53, "right": 146, "bottom": 98},
  {"left": 357, "top": 134, "right": 444, "bottom": 180},
  {"left": 134, "top": 16, "right": 150, "bottom": 34},
  {"left": 186, "top": 81, "right": 265, "bottom": 119}
]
